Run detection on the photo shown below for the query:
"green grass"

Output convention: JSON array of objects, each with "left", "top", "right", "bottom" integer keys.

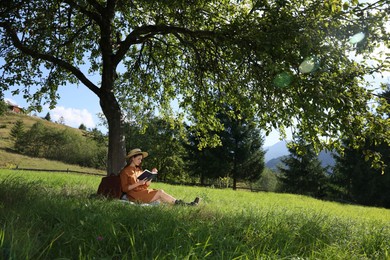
[
  {"left": 0, "top": 112, "right": 105, "bottom": 175},
  {"left": 1, "top": 169, "right": 389, "bottom": 259}
]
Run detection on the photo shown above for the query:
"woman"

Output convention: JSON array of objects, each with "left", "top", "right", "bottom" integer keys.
[{"left": 120, "top": 148, "right": 199, "bottom": 206}]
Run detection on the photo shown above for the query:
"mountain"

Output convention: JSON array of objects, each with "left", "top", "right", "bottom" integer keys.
[
  {"left": 264, "top": 141, "right": 336, "bottom": 171},
  {"left": 264, "top": 140, "right": 289, "bottom": 162}
]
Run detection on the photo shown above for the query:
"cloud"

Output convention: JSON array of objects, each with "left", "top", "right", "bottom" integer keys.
[
  {"left": 4, "top": 98, "right": 17, "bottom": 106},
  {"left": 49, "top": 106, "right": 96, "bottom": 129}
]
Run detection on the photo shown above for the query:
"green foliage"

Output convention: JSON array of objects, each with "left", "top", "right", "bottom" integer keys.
[
  {"left": 43, "top": 112, "right": 51, "bottom": 121},
  {"left": 252, "top": 168, "right": 280, "bottom": 192},
  {"left": 1, "top": 0, "right": 389, "bottom": 175},
  {"left": 78, "top": 123, "right": 87, "bottom": 130},
  {"left": 0, "top": 170, "right": 389, "bottom": 259},
  {"left": 124, "top": 116, "right": 188, "bottom": 181},
  {"left": 279, "top": 138, "right": 329, "bottom": 198},
  {"left": 332, "top": 140, "right": 390, "bottom": 208},
  {"left": 331, "top": 86, "right": 390, "bottom": 208},
  {"left": 0, "top": 100, "right": 7, "bottom": 116},
  {"left": 186, "top": 109, "right": 265, "bottom": 189},
  {"left": 13, "top": 122, "right": 107, "bottom": 169},
  {"left": 9, "top": 119, "right": 24, "bottom": 142}
]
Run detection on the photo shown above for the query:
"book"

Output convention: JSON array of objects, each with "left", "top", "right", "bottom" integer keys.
[{"left": 137, "top": 170, "right": 157, "bottom": 181}]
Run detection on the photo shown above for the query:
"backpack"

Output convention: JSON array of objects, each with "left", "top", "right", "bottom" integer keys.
[{"left": 97, "top": 174, "right": 122, "bottom": 199}]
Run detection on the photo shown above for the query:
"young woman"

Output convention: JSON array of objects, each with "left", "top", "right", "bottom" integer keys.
[{"left": 120, "top": 148, "right": 199, "bottom": 206}]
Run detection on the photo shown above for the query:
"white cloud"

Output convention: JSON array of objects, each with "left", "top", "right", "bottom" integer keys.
[
  {"left": 4, "top": 98, "right": 17, "bottom": 106},
  {"left": 49, "top": 106, "right": 96, "bottom": 129}
]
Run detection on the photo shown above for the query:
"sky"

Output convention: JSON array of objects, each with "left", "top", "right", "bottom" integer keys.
[{"left": 2, "top": 2, "right": 389, "bottom": 148}]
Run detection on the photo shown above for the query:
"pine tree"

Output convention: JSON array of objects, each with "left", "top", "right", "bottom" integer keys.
[
  {"left": 278, "top": 138, "right": 328, "bottom": 198},
  {"left": 44, "top": 112, "right": 51, "bottom": 121},
  {"left": 10, "top": 120, "right": 25, "bottom": 144},
  {"left": 187, "top": 109, "right": 265, "bottom": 190},
  {"left": 0, "top": 100, "right": 7, "bottom": 116},
  {"left": 78, "top": 123, "right": 87, "bottom": 130},
  {"left": 331, "top": 85, "right": 390, "bottom": 208}
]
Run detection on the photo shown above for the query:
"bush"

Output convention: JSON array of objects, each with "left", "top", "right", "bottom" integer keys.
[
  {"left": 13, "top": 122, "right": 107, "bottom": 169},
  {"left": 0, "top": 100, "right": 7, "bottom": 116},
  {"left": 252, "top": 168, "right": 280, "bottom": 192}
]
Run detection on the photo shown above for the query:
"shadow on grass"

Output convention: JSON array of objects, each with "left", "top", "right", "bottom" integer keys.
[{"left": 0, "top": 176, "right": 388, "bottom": 259}]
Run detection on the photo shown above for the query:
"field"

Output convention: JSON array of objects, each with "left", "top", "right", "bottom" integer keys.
[
  {"left": 1, "top": 169, "right": 389, "bottom": 259},
  {"left": 0, "top": 112, "right": 105, "bottom": 175}
]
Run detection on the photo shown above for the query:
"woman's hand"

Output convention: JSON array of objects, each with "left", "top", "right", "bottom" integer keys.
[{"left": 138, "top": 179, "right": 148, "bottom": 186}]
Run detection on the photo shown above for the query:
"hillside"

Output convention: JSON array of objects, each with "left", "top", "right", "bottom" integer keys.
[{"left": 0, "top": 112, "right": 105, "bottom": 175}]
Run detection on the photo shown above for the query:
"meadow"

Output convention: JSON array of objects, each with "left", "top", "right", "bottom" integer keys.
[{"left": 0, "top": 169, "right": 389, "bottom": 259}]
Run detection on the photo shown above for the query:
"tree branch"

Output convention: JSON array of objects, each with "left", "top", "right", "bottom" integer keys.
[
  {"left": 86, "top": 0, "right": 105, "bottom": 13},
  {"left": 113, "top": 24, "right": 217, "bottom": 66},
  {"left": 62, "top": 0, "right": 102, "bottom": 25},
  {"left": 59, "top": 20, "right": 93, "bottom": 47},
  {"left": 0, "top": 22, "right": 101, "bottom": 97}
]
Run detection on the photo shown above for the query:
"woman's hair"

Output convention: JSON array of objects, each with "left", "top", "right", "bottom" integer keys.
[{"left": 127, "top": 154, "right": 143, "bottom": 168}]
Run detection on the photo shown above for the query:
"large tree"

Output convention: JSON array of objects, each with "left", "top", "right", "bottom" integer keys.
[
  {"left": 186, "top": 108, "right": 265, "bottom": 189},
  {"left": 278, "top": 138, "right": 329, "bottom": 198},
  {"left": 331, "top": 85, "right": 390, "bottom": 207},
  {"left": 1, "top": 1, "right": 389, "bottom": 175}
]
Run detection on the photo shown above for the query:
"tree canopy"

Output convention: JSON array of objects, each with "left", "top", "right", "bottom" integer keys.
[{"left": 1, "top": 0, "right": 389, "bottom": 174}]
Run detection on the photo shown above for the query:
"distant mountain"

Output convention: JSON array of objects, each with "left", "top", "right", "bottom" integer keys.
[
  {"left": 264, "top": 141, "right": 336, "bottom": 171},
  {"left": 318, "top": 150, "right": 336, "bottom": 169},
  {"left": 265, "top": 155, "right": 288, "bottom": 170},
  {"left": 264, "top": 140, "right": 289, "bottom": 162}
]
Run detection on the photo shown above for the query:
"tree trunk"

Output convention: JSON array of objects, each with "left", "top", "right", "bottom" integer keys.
[
  {"left": 99, "top": 92, "right": 127, "bottom": 175},
  {"left": 232, "top": 157, "right": 237, "bottom": 190}
]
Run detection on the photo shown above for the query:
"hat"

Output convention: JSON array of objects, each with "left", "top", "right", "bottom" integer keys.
[{"left": 126, "top": 148, "right": 148, "bottom": 159}]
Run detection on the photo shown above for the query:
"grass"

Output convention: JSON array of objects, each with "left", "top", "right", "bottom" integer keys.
[
  {"left": 1, "top": 169, "right": 389, "bottom": 259},
  {"left": 0, "top": 112, "right": 105, "bottom": 175}
]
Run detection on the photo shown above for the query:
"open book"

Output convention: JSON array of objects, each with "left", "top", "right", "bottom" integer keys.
[{"left": 137, "top": 170, "right": 158, "bottom": 181}]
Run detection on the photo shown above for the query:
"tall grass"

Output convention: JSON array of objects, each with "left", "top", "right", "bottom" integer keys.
[{"left": 0, "top": 169, "right": 389, "bottom": 259}]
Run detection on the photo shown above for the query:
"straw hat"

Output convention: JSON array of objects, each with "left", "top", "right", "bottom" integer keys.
[{"left": 126, "top": 148, "right": 148, "bottom": 159}]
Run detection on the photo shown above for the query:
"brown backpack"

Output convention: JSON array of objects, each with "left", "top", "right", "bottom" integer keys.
[{"left": 97, "top": 174, "right": 122, "bottom": 199}]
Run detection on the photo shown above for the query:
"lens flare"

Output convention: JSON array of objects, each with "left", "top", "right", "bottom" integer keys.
[
  {"left": 349, "top": 32, "right": 365, "bottom": 44},
  {"left": 299, "top": 57, "right": 316, "bottom": 74},
  {"left": 273, "top": 72, "right": 292, "bottom": 88}
]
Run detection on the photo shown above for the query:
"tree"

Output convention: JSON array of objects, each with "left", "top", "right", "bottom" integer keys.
[
  {"left": 332, "top": 138, "right": 390, "bottom": 208},
  {"left": 44, "top": 112, "right": 51, "bottom": 121},
  {"left": 10, "top": 119, "right": 25, "bottom": 142},
  {"left": 124, "top": 116, "right": 188, "bottom": 182},
  {"left": 1, "top": 1, "right": 389, "bottom": 175},
  {"left": 14, "top": 121, "right": 46, "bottom": 156},
  {"left": 278, "top": 138, "right": 329, "bottom": 198},
  {"left": 331, "top": 85, "right": 390, "bottom": 208},
  {"left": 78, "top": 123, "right": 87, "bottom": 130},
  {"left": 14, "top": 121, "right": 107, "bottom": 168},
  {"left": 57, "top": 116, "right": 65, "bottom": 125},
  {"left": 187, "top": 109, "right": 265, "bottom": 190},
  {"left": 0, "top": 100, "right": 7, "bottom": 116}
]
